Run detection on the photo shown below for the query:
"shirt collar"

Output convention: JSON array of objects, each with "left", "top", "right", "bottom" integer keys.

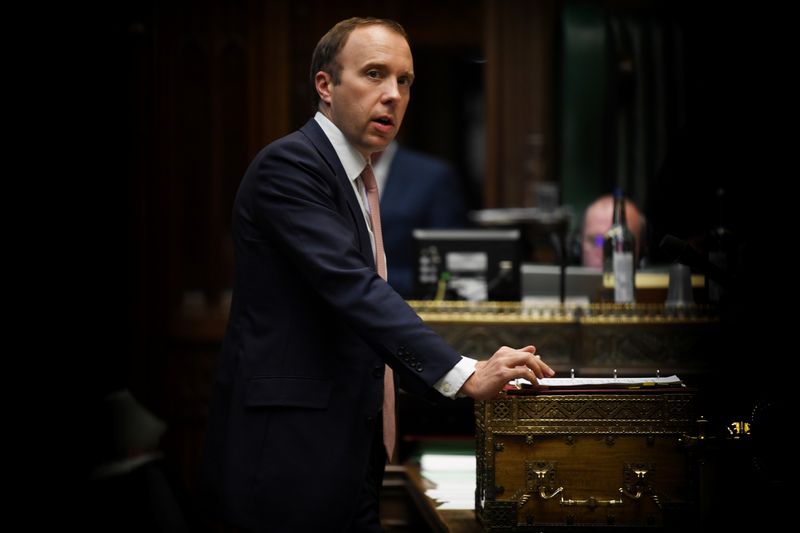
[
  {"left": 314, "top": 112, "right": 369, "bottom": 184},
  {"left": 372, "top": 140, "right": 397, "bottom": 194}
]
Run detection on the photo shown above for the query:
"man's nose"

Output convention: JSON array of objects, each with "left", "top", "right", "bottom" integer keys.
[{"left": 381, "top": 78, "right": 401, "bottom": 101}]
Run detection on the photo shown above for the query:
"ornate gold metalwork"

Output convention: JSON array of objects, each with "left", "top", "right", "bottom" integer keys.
[
  {"left": 525, "top": 460, "right": 563, "bottom": 500},
  {"left": 559, "top": 490, "right": 625, "bottom": 508},
  {"left": 727, "top": 421, "right": 751, "bottom": 437},
  {"left": 621, "top": 462, "right": 653, "bottom": 500},
  {"left": 483, "top": 394, "right": 694, "bottom": 434},
  {"left": 475, "top": 391, "right": 695, "bottom": 529},
  {"left": 482, "top": 501, "right": 516, "bottom": 528},
  {"left": 408, "top": 300, "right": 718, "bottom": 325},
  {"left": 411, "top": 300, "right": 719, "bottom": 376},
  {"left": 492, "top": 400, "right": 511, "bottom": 421}
]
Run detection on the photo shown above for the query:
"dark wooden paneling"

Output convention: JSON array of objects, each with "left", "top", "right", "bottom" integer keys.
[{"left": 485, "top": 0, "right": 556, "bottom": 208}]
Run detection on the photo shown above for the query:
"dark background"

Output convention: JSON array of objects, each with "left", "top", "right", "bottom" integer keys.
[{"left": 40, "top": 0, "right": 792, "bottom": 529}]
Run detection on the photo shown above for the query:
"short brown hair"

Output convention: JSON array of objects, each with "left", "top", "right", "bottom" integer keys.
[{"left": 310, "top": 17, "right": 408, "bottom": 109}]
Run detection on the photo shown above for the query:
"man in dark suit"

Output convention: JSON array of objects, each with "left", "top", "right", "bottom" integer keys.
[
  {"left": 201, "top": 17, "right": 553, "bottom": 532},
  {"left": 374, "top": 141, "right": 469, "bottom": 297}
]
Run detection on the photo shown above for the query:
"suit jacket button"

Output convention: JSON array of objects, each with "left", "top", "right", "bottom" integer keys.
[
  {"left": 365, "top": 415, "right": 374, "bottom": 426},
  {"left": 372, "top": 366, "right": 384, "bottom": 378}
]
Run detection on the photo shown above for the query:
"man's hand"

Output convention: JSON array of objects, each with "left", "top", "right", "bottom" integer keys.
[{"left": 458, "top": 345, "right": 554, "bottom": 400}]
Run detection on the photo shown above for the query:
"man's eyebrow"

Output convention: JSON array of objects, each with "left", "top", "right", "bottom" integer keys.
[
  {"left": 361, "top": 62, "right": 415, "bottom": 80},
  {"left": 362, "top": 62, "right": 388, "bottom": 71}
]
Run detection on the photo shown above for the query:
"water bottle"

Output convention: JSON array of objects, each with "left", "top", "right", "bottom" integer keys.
[{"left": 603, "top": 188, "right": 636, "bottom": 303}]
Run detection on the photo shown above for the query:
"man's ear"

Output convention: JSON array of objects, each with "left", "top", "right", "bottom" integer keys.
[{"left": 315, "top": 71, "right": 333, "bottom": 105}]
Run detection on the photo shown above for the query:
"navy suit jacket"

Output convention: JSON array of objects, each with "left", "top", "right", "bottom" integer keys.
[
  {"left": 201, "top": 119, "right": 462, "bottom": 532},
  {"left": 381, "top": 147, "right": 468, "bottom": 297}
]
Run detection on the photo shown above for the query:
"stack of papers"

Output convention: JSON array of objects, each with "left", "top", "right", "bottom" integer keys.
[{"left": 513, "top": 375, "right": 683, "bottom": 389}]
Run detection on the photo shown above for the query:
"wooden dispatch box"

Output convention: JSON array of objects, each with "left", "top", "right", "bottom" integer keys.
[{"left": 475, "top": 389, "right": 698, "bottom": 530}]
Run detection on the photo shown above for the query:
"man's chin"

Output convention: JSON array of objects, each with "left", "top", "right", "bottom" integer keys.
[{"left": 362, "top": 137, "right": 394, "bottom": 156}]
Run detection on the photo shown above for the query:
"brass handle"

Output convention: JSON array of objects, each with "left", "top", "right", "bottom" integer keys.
[
  {"left": 538, "top": 485, "right": 563, "bottom": 500},
  {"left": 621, "top": 467, "right": 648, "bottom": 499},
  {"left": 560, "top": 489, "right": 624, "bottom": 509},
  {"left": 532, "top": 465, "right": 563, "bottom": 500},
  {"left": 620, "top": 487, "right": 643, "bottom": 499}
]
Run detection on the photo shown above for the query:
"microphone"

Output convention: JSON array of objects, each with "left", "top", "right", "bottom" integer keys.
[{"left": 659, "top": 235, "right": 730, "bottom": 286}]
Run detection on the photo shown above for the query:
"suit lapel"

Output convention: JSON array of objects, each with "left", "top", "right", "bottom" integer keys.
[{"left": 299, "top": 119, "right": 375, "bottom": 269}]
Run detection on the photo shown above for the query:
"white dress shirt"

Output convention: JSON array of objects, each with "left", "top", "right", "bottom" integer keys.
[
  {"left": 314, "top": 112, "right": 476, "bottom": 398},
  {"left": 371, "top": 139, "right": 398, "bottom": 196}
]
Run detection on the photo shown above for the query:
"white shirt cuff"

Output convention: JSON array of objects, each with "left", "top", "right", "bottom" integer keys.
[{"left": 433, "top": 356, "right": 478, "bottom": 399}]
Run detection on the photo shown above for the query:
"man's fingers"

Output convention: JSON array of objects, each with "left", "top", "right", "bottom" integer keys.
[
  {"left": 466, "top": 346, "right": 554, "bottom": 400},
  {"left": 517, "top": 352, "right": 554, "bottom": 379},
  {"left": 498, "top": 349, "right": 545, "bottom": 371},
  {"left": 532, "top": 356, "right": 555, "bottom": 378},
  {"left": 484, "top": 345, "right": 554, "bottom": 382},
  {"left": 508, "top": 365, "right": 539, "bottom": 382}
]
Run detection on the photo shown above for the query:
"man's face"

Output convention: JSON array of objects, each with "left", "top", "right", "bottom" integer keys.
[
  {"left": 582, "top": 201, "right": 643, "bottom": 268},
  {"left": 582, "top": 206, "right": 610, "bottom": 269},
  {"left": 316, "top": 25, "right": 414, "bottom": 158}
]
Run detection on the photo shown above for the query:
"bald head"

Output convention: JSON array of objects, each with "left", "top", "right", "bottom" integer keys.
[{"left": 581, "top": 195, "right": 644, "bottom": 268}]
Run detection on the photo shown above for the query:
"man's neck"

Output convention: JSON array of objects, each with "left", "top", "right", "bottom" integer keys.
[
  {"left": 313, "top": 111, "right": 369, "bottom": 182},
  {"left": 317, "top": 107, "right": 371, "bottom": 160}
]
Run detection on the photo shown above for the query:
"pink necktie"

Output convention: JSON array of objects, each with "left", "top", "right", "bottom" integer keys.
[{"left": 361, "top": 164, "right": 396, "bottom": 463}]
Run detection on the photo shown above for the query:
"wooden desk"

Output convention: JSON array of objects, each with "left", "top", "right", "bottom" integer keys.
[
  {"left": 409, "top": 301, "right": 720, "bottom": 377},
  {"left": 438, "top": 510, "right": 483, "bottom": 533},
  {"left": 381, "top": 465, "right": 483, "bottom": 533}
]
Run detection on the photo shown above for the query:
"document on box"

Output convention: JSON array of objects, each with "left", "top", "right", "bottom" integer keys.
[{"left": 513, "top": 375, "right": 682, "bottom": 388}]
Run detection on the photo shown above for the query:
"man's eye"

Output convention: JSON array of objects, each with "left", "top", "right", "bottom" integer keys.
[
  {"left": 367, "top": 70, "right": 381, "bottom": 79},
  {"left": 398, "top": 76, "right": 410, "bottom": 86}
]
